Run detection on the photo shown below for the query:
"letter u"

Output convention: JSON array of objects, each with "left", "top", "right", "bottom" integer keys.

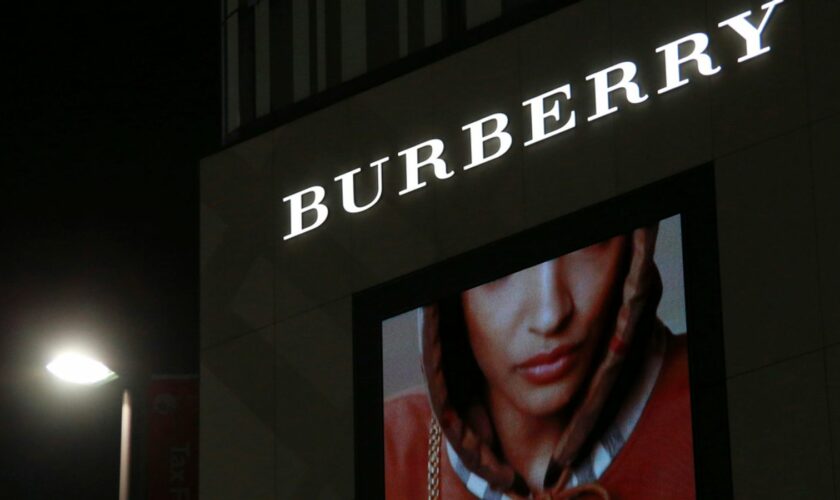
[{"left": 334, "top": 157, "right": 388, "bottom": 213}]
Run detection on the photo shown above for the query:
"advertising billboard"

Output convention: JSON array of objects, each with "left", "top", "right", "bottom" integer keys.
[
  {"left": 353, "top": 166, "right": 731, "bottom": 499},
  {"left": 383, "top": 216, "right": 690, "bottom": 498}
]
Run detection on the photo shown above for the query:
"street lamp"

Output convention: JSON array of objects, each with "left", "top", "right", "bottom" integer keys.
[
  {"left": 46, "top": 352, "right": 118, "bottom": 385},
  {"left": 46, "top": 352, "right": 132, "bottom": 500}
]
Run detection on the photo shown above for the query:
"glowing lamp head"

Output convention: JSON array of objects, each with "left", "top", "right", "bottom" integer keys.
[{"left": 46, "top": 353, "right": 118, "bottom": 385}]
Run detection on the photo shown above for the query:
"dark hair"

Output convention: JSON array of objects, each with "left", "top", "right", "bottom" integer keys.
[{"left": 437, "top": 293, "right": 487, "bottom": 416}]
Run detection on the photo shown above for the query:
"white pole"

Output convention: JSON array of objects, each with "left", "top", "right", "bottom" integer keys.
[{"left": 119, "top": 389, "right": 132, "bottom": 500}]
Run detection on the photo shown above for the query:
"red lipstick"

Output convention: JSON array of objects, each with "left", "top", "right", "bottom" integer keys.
[{"left": 516, "top": 344, "right": 579, "bottom": 385}]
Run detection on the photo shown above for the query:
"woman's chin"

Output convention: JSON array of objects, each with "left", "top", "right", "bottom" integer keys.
[{"left": 513, "top": 385, "right": 576, "bottom": 417}]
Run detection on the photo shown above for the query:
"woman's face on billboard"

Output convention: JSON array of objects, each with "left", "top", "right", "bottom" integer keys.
[{"left": 462, "top": 236, "right": 627, "bottom": 417}]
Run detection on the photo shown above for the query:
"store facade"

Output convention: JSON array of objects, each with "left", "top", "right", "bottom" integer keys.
[{"left": 200, "top": 0, "right": 840, "bottom": 497}]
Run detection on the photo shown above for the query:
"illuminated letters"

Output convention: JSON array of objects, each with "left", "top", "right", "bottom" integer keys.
[
  {"left": 282, "top": 186, "right": 329, "bottom": 240},
  {"left": 586, "top": 62, "right": 649, "bottom": 122},
  {"left": 278, "top": 1, "right": 786, "bottom": 240},
  {"left": 656, "top": 33, "right": 721, "bottom": 94},
  {"left": 398, "top": 139, "right": 452, "bottom": 196},
  {"left": 333, "top": 157, "right": 388, "bottom": 213},
  {"left": 718, "top": 0, "right": 784, "bottom": 63},
  {"left": 462, "top": 113, "right": 513, "bottom": 170},
  {"left": 523, "top": 84, "right": 576, "bottom": 147}
]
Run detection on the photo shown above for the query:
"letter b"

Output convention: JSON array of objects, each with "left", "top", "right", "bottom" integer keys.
[
  {"left": 462, "top": 113, "right": 512, "bottom": 170},
  {"left": 283, "top": 186, "right": 329, "bottom": 240}
]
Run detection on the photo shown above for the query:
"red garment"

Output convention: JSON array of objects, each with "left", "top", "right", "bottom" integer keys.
[{"left": 384, "top": 335, "right": 695, "bottom": 499}]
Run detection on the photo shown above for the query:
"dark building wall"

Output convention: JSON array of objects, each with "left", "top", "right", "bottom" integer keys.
[
  {"left": 222, "top": 0, "right": 449, "bottom": 138},
  {"left": 221, "top": 0, "right": 575, "bottom": 144},
  {"left": 200, "top": 0, "right": 840, "bottom": 497}
]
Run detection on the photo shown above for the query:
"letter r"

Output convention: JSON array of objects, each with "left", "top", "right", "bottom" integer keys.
[
  {"left": 397, "top": 139, "right": 452, "bottom": 196},
  {"left": 586, "top": 62, "right": 649, "bottom": 122},
  {"left": 656, "top": 33, "right": 721, "bottom": 94}
]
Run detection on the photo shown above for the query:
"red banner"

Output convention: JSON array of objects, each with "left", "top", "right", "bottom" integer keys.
[{"left": 148, "top": 376, "right": 198, "bottom": 500}]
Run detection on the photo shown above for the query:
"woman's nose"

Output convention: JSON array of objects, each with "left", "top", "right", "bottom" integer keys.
[{"left": 527, "top": 260, "right": 573, "bottom": 336}]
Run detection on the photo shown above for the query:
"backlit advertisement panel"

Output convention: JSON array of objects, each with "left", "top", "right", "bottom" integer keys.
[
  {"left": 353, "top": 167, "right": 730, "bottom": 499},
  {"left": 382, "top": 216, "right": 692, "bottom": 499}
]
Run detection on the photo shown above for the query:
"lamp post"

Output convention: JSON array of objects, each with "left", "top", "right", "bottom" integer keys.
[{"left": 46, "top": 352, "right": 132, "bottom": 500}]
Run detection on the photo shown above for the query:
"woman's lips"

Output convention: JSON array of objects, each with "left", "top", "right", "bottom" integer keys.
[{"left": 516, "top": 344, "right": 579, "bottom": 385}]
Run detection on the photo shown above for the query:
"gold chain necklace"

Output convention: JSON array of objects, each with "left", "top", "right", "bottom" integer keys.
[{"left": 427, "top": 417, "right": 442, "bottom": 500}]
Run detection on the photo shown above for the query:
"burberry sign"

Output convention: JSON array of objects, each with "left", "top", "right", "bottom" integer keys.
[{"left": 282, "top": 0, "right": 784, "bottom": 240}]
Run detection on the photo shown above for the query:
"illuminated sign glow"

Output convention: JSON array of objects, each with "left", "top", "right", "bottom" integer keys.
[{"left": 282, "top": 0, "right": 784, "bottom": 240}]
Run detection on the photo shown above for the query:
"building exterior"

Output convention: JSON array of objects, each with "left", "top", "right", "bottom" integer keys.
[{"left": 201, "top": 0, "right": 840, "bottom": 498}]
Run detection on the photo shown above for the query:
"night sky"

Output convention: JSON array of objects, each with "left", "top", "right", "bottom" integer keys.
[{"left": 2, "top": 3, "right": 217, "bottom": 497}]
